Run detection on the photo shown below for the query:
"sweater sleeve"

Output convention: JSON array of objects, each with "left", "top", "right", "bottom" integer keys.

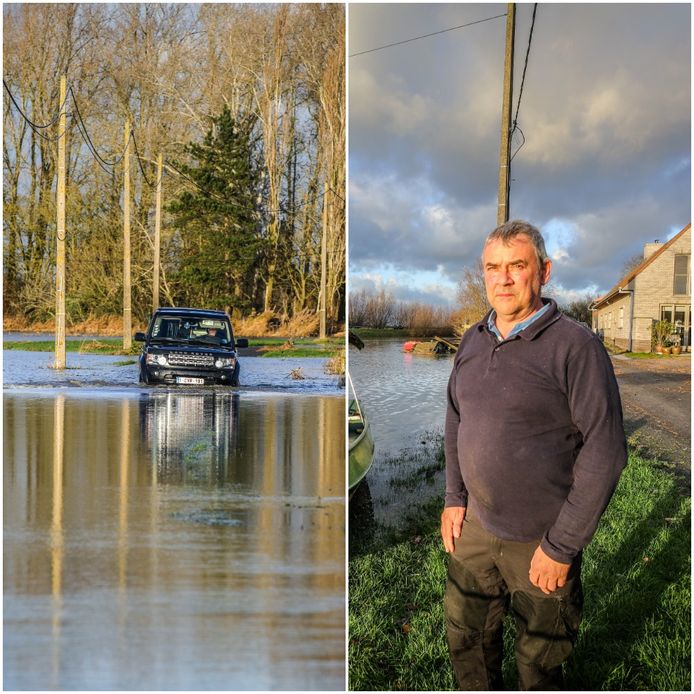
[
  {"left": 444, "top": 353, "right": 468, "bottom": 508},
  {"left": 540, "top": 337, "right": 627, "bottom": 563}
]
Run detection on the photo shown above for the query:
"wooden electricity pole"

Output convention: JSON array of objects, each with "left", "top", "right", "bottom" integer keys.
[
  {"left": 54, "top": 75, "right": 67, "bottom": 369},
  {"left": 496, "top": 2, "right": 515, "bottom": 226},
  {"left": 123, "top": 121, "right": 132, "bottom": 351},
  {"left": 152, "top": 153, "right": 163, "bottom": 312},
  {"left": 319, "top": 181, "right": 328, "bottom": 339}
]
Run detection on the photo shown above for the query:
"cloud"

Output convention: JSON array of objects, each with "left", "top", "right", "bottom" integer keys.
[
  {"left": 349, "top": 3, "right": 691, "bottom": 300},
  {"left": 349, "top": 266, "right": 458, "bottom": 307},
  {"left": 350, "top": 68, "right": 434, "bottom": 136},
  {"left": 350, "top": 173, "right": 496, "bottom": 279}
]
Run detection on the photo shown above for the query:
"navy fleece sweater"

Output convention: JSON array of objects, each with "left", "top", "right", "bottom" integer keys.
[{"left": 444, "top": 299, "right": 627, "bottom": 564}]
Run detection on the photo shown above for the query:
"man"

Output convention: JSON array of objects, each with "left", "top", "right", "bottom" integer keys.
[{"left": 441, "top": 220, "right": 627, "bottom": 690}]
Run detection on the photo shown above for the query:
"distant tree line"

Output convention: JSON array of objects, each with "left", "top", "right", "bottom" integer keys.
[
  {"left": 350, "top": 268, "right": 595, "bottom": 336},
  {"left": 349, "top": 288, "right": 454, "bottom": 336},
  {"left": 3, "top": 4, "right": 344, "bottom": 329}
]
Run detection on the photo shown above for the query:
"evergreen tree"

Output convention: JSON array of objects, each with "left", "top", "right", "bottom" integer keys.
[{"left": 168, "top": 106, "right": 263, "bottom": 313}]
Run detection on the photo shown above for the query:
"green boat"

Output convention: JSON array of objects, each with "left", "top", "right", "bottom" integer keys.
[{"left": 348, "top": 375, "right": 374, "bottom": 496}]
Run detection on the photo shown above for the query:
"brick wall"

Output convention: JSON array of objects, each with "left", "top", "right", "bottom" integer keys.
[{"left": 593, "top": 227, "right": 691, "bottom": 352}]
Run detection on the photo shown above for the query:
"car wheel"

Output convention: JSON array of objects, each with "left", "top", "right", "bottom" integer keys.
[
  {"left": 230, "top": 365, "right": 240, "bottom": 387},
  {"left": 139, "top": 365, "right": 150, "bottom": 385}
]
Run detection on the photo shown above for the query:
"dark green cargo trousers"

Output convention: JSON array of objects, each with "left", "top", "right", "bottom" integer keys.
[{"left": 444, "top": 513, "right": 583, "bottom": 690}]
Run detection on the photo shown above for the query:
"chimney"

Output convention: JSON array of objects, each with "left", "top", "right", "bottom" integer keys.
[{"left": 643, "top": 240, "right": 662, "bottom": 259}]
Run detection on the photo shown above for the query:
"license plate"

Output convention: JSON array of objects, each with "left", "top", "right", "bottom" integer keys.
[{"left": 176, "top": 377, "right": 204, "bottom": 385}]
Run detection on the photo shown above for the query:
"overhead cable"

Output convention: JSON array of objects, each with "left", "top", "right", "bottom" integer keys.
[
  {"left": 130, "top": 131, "right": 157, "bottom": 188},
  {"left": 349, "top": 13, "right": 507, "bottom": 58},
  {"left": 3, "top": 80, "right": 71, "bottom": 142},
  {"left": 3, "top": 79, "right": 70, "bottom": 129},
  {"left": 69, "top": 88, "right": 133, "bottom": 168},
  {"left": 511, "top": 3, "right": 537, "bottom": 139}
]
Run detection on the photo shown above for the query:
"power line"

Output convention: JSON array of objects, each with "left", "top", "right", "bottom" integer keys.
[
  {"left": 3, "top": 79, "right": 70, "bottom": 129},
  {"left": 6, "top": 79, "right": 342, "bottom": 216},
  {"left": 130, "top": 130, "right": 157, "bottom": 188},
  {"left": 69, "top": 88, "right": 132, "bottom": 168},
  {"left": 166, "top": 159, "right": 340, "bottom": 217},
  {"left": 349, "top": 13, "right": 507, "bottom": 58},
  {"left": 510, "top": 3, "right": 538, "bottom": 161},
  {"left": 3, "top": 80, "right": 71, "bottom": 143}
]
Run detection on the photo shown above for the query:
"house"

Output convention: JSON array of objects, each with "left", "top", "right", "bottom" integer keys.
[{"left": 591, "top": 224, "right": 691, "bottom": 352}]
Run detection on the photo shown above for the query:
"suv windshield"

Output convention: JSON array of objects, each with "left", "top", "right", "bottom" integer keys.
[{"left": 150, "top": 315, "right": 232, "bottom": 345}]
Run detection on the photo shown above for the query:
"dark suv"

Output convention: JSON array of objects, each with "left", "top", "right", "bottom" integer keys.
[{"left": 135, "top": 308, "right": 248, "bottom": 386}]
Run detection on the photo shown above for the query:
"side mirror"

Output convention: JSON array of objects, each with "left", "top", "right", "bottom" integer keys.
[
  {"left": 235, "top": 338, "right": 249, "bottom": 349},
  {"left": 134, "top": 332, "right": 146, "bottom": 342}
]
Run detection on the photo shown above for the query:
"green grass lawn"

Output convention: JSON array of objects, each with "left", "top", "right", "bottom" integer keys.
[{"left": 349, "top": 446, "right": 690, "bottom": 691}]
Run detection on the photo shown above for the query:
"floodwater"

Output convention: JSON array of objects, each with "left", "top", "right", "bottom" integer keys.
[
  {"left": 3, "top": 342, "right": 339, "bottom": 393},
  {"left": 348, "top": 339, "right": 453, "bottom": 532},
  {"left": 4, "top": 348, "right": 345, "bottom": 691},
  {"left": 349, "top": 339, "right": 452, "bottom": 455}
]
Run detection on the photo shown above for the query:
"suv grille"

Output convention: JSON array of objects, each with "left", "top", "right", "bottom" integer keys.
[{"left": 167, "top": 352, "right": 215, "bottom": 367}]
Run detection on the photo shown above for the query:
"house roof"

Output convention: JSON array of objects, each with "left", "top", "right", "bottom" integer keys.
[{"left": 592, "top": 223, "right": 691, "bottom": 310}]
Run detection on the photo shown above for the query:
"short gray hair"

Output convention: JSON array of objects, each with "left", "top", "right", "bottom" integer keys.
[{"left": 484, "top": 220, "right": 549, "bottom": 267}]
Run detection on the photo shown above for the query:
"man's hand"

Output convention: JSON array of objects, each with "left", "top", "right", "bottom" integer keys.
[
  {"left": 440, "top": 506, "right": 466, "bottom": 553},
  {"left": 529, "top": 545, "right": 571, "bottom": 595}
]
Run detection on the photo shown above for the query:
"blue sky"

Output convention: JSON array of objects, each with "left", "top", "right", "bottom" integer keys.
[{"left": 348, "top": 3, "right": 691, "bottom": 307}]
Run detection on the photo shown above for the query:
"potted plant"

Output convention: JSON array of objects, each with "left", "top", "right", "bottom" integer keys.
[
  {"left": 652, "top": 320, "right": 674, "bottom": 354},
  {"left": 670, "top": 335, "right": 682, "bottom": 355}
]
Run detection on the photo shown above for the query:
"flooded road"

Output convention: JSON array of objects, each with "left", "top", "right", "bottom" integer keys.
[
  {"left": 3, "top": 348, "right": 339, "bottom": 393},
  {"left": 4, "top": 353, "right": 345, "bottom": 690}
]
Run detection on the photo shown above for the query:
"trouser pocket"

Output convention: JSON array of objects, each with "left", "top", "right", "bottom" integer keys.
[{"left": 511, "top": 579, "right": 583, "bottom": 690}]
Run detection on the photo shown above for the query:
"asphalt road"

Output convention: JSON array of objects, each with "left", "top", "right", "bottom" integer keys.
[{"left": 611, "top": 354, "right": 691, "bottom": 475}]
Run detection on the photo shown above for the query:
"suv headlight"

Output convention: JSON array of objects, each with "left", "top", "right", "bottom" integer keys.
[
  {"left": 146, "top": 353, "right": 168, "bottom": 366},
  {"left": 215, "top": 357, "right": 235, "bottom": 369}
]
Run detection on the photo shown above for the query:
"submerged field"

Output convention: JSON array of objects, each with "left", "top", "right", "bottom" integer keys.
[{"left": 349, "top": 439, "right": 690, "bottom": 691}]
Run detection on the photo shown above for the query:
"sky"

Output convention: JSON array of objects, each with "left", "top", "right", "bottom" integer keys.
[{"left": 348, "top": 3, "right": 691, "bottom": 308}]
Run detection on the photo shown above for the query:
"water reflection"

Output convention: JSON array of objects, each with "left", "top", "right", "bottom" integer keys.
[
  {"left": 4, "top": 391, "right": 345, "bottom": 691},
  {"left": 349, "top": 339, "right": 452, "bottom": 454},
  {"left": 140, "top": 391, "right": 241, "bottom": 485}
]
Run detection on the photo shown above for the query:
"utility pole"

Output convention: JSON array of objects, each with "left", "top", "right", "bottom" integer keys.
[
  {"left": 123, "top": 120, "right": 132, "bottom": 351},
  {"left": 54, "top": 74, "right": 67, "bottom": 369},
  {"left": 496, "top": 2, "right": 515, "bottom": 226},
  {"left": 319, "top": 181, "right": 328, "bottom": 339},
  {"left": 152, "top": 153, "right": 163, "bottom": 312}
]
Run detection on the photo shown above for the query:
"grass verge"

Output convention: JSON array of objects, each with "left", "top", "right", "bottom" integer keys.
[
  {"left": 3, "top": 338, "right": 139, "bottom": 355},
  {"left": 624, "top": 351, "right": 686, "bottom": 360},
  {"left": 4, "top": 337, "right": 343, "bottom": 359},
  {"left": 349, "top": 444, "right": 690, "bottom": 691},
  {"left": 256, "top": 337, "right": 344, "bottom": 359}
]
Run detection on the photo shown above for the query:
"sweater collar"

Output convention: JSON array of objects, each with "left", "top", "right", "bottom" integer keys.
[{"left": 477, "top": 298, "right": 561, "bottom": 341}]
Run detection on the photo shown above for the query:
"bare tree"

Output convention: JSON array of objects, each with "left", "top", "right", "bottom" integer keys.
[
  {"left": 454, "top": 261, "right": 490, "bottom": 331},
  {"left": 621, "top": 253, "right": 643, "bottom": 277},
  {"left": 3, "top": 4, "right": 346, "bottom": 331}
]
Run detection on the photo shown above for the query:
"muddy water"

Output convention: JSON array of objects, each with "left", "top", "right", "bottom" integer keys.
[{"left": 4, "top": 390, "right": 345, "bottom": 690}]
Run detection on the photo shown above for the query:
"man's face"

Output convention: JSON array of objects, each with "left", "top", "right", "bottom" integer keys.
[{"left": 482, "top": 234, "right": 552, "bottom": 324}]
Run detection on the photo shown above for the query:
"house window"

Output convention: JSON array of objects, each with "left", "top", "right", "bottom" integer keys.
[{"left": 673, "top": 254, "right": 690, "bottom": 295}]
